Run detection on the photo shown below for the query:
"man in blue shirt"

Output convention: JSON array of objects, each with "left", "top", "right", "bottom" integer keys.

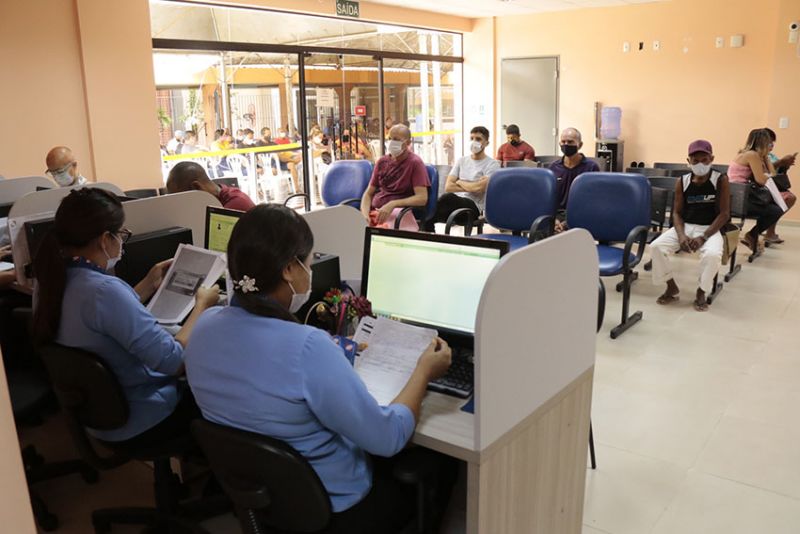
[{"left": 549, "top": 127, "right": 600, "bottom": 231}]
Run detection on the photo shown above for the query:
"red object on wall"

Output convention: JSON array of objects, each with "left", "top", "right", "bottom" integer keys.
[{"left": 354, "top": 105, "right": 366, "bottom": 116}]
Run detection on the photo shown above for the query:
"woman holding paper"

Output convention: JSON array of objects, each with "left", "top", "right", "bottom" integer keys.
[
  {"left": 31, "top": 188, "right": 219, "bottom": 447},
  {"left": 728, "top": 128, "right": 786, "bottom": 252},
  {"left": 183, "top": 204, "right": 453, "bottom": 533}
]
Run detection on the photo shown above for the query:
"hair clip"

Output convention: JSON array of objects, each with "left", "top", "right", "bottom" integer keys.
[{"left": 235, "top": 275, "right": 259, "bottom": 294}]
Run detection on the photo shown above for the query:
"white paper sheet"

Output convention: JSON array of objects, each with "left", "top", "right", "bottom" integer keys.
[
  {"left": 352, "top": 316, "right": 437, "bottom": 405},
  {"left": 146, "top": 244, "right": 226, "bottom": 324},
  {"left": 766, "top": 177, "right": 789, "bottom": 212},
  {"left": 0, "top": 261, "right": 13, "bottom": 272}
]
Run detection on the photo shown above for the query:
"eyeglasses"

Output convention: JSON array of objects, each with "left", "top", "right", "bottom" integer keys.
[
  {"left": 116, "top": 228, "right": 133, "bottom": 243},
  {"left": 45, "top": 161, "right": 76, "bottom": 176}
]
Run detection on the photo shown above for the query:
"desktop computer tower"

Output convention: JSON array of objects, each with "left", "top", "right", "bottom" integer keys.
[
  {"left": 295, "top": 253, "right": 341, "bottom": 324},
  {"left": 114, "top": 226, "right": 192, "bottom": 288}
]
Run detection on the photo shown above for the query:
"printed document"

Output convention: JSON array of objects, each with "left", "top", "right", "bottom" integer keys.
[
  {"left": 147, "top": 244, "right": 225, "bottom": 324},
  {"left": 352, "top": 316, "right": 437, "bottom": 405}
]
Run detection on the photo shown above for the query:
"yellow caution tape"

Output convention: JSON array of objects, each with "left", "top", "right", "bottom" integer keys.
[
  {"left": 411, "top": 129, "right": 460, "bottom": 138},
  {"left": 162, "top": 143, "right": 303, "bottom": 161}
]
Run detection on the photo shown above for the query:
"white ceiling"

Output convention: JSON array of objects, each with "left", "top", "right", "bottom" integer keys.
[{"left": 365, "top": 0, "right": 665, "bottom": 18}]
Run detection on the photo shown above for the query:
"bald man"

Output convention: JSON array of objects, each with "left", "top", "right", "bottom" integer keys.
[
  {"left": 549, "top": 128, "right": 600, "bottom": 228},
  {"left": 360, "top": 124, "right": 429, "bottom": 225},
  {"left": 166, "top": 161, "right": 255, "bottom": 212},
  {"left": 45, "top": 146, "right": 87, "bottom": 187}
]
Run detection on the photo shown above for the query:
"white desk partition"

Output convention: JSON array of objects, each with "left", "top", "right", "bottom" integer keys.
[
  {"left": 0, "top": 176, "right": 53, "bottom": 204},
  {"left": 122, "top": 191, "right": 220, "bottom": 245},
  {"left": 475, "top": 228, "right": 597, "bottom": 449},
  {"left": 303, "top": 206, "right": 366, "bottom": 281},
  {"left": 8, "top": 182, "right": 124, "bottom": 220}
]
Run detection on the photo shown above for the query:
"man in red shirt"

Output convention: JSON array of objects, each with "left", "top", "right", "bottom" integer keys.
[
  {"left": 496, "top": 124, "right": 536, "bottom": 167},
  {"left": 360, "top": 124, "right": 429, "bottom": 225},
  {"left": 166, "top": 162, "right": 256, "bottom": 212}
]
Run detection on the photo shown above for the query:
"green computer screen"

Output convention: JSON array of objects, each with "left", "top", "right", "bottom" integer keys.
[
  {"left": 207, "top": 211, "right": 240, "bottom": 253},
  {"left": 365, "top": 234, "right": 502, "bottom": 334}
]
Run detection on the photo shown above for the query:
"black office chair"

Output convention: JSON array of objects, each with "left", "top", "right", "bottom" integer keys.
[
  {"left": 124, "top": 188, "right": 160, "bottom": 199},
  {"left": 6, "top": 308, "right": 97, "bottom": 532},
  {"left": 727, "top": 182, "right": 752, "bottom": 273},
  {"left": 191, "top": 419, "right": 331, "bottom": 534},
  {"left": 39, "top": 344, "right": 227, "bottom": 534}
]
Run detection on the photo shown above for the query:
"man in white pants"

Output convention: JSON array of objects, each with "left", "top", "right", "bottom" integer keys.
[{"left": 651, "top": 140, "right": 730, "bottom": 311}]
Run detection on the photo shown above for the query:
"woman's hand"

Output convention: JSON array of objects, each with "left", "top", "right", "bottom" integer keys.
[
  {"left": 416, "top": 338, "right": 452, "bottom": 382},
  {"left": 145, "top": 259, "right": 172, "bottom": 292},
  {"left": 195, "top": 285, "right": 221, "bottom": 310},
  {"left": 0, "top": 245, "right": 11, "bottom": 260}
]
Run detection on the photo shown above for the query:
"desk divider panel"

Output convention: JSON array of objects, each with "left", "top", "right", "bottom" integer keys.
[
  {"left": 122, "top": 191, "right": 219, "bottom": 246},
  {"left": 474, "top": 229, "right": 597, "bottom": 450},
  {"left": 0, "top": 176, "right": 54, "bottom": 204},
  {"left": 8, "top": 182, "right": 124, "bottom": 220},
  {"left": 303, "top": 206, "right": 367, "bottom": 281}
]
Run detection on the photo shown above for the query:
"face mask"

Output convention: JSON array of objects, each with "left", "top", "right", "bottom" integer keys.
[
  {"left": 75, "top": 175, "right": 87, "bottom": 186},
  {"left": 510, "top": 139, "right": 520, "bottom": 147},
  {"left": 342, "top": 135, "right": 351, "bottom": 143},
  {"left": 470, "top": 140, "right": 484, "bottom": 154},
  {"left": 103, "top": 234, "right": 124, "bottom": 271},
  {"left": 287, "top": 258, "right": 313, "bottom": 313},
  {"left": 53, "top": 169, "right": 74, "bottom": 187},
  {"left": 690, "top": 162, "right": 712, "bottom": 176},
  {"left": 560, "top": 144, "right": 579, "bottom": 157},
  {"left": 387, "top": 140, "right": 405, "bottom": 158}
]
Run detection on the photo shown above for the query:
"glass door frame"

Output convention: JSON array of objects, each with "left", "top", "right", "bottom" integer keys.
[{"left": 153, "top": 38, "right": 464, "bottom": 209}]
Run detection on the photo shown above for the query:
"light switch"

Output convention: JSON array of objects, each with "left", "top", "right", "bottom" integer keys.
[
  {"left": 623, "top": 41, "right": 631, "bottom": 53},
  {"left": 730, "top": 35, "right": 744, "bottom": 48},
  {"left": 715, "top": 37, "right": 724, "bottom": 48},
  {"left": 779, "top": 117, "right": 790, "bottom": 129}
]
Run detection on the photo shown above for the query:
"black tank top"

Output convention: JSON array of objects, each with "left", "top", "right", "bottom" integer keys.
[{"left": 681, "top": 173, "right": 718, "bottom": 225}]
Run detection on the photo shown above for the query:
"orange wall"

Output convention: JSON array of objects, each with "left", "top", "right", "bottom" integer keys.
[{"left": 0, "top": 0, "right": 95, "bottom": 182}]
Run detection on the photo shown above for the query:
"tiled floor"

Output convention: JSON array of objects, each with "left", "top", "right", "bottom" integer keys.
[{"left": 20, "top": 224, "right": 800, "bottom": 533}]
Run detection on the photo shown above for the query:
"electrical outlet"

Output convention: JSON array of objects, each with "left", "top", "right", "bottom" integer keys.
[
  {"left": 653, "top": 40, "right": 660, "bottom": 51},
  {"left": 715, "top": 36, "right": 724, "bottom": 48},
  {"left": 730, "top": 35, "right": 744, "bottom": 48},
  {"left": 779, "top": 117, "right": 790, "bottom": 129}
]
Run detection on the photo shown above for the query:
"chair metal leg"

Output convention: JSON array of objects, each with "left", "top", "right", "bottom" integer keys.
[
  {"left": 725, "top": 250, "right": 742, "bottom": 282},
  {"left": 589, "top": 421, "right": 597, "bottom": 470},
  {"left": 615, "top": 270, "right": 638, "bottom": 292},
  {"left": 610, "top": 270, "right": 643, "bottom": 339},
  {"left": 706, "top": 273, "right": 723, "bottom": 305}
]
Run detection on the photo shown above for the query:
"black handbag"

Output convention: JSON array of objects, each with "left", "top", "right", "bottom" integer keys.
[
  {"left": 748, "top": 180, "right": 773, "bottom": 207},
  {"left": 772, "top": 173, "right": 791, "bottom": 192}
]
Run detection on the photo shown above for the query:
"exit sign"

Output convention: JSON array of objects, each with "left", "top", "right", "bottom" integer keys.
[{"left": 336, "top": 0, "right": 360, "bottom": 18}]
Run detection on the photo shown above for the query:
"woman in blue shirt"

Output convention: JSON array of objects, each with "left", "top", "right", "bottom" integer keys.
[
  {"left": 32, "top": 188, "right": 219, "bottom": 448},
  {"left": 184, "top": 204, "right": 452, "bottom": 533}
]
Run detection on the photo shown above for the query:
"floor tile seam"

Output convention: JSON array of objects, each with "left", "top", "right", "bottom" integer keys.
[{"left": 693, "top": 471, "right": 800, "bottom": 503}]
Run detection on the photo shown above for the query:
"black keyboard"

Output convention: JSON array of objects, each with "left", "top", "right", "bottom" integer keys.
[{"left": 428, "top": 348, "right": 474, "bottom": 398}]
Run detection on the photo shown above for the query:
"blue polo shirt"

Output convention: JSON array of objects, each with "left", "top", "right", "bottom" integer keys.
[
  {"left": 55, "top": 261, "right": 184, "bottom": 442},
  {"left": 183, "top": 304, "right": 416, "bottom": 512},
  {"left": 549, "top": 154, "right": 600, "bottom": 210}
]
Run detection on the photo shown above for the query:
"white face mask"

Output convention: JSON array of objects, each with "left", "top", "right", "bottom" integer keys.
[
  {"left": 287, "top": 258, "right": 313, "bottom": 313},
  {"left": 387, "top": 140, "right": 405, "bottom": 158},
  {"left": 103, "top": 234, "right": 124, "bottom": 271},
  {"left": 689, "top": 162, "right": 712, "bottom": 176},
  {"left": 53, "top": 169, "right": 74, "bottom": 187},
  {"left": 470, "top": 140, "right": 484, "bottom": 155}
]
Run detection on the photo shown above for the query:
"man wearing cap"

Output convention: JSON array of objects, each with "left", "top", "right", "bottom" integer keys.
[
  {"left": 496, "top": 124, "right": 535, "bottom": 166},
  {"left": 650, "top": 140, "right": 730, "bottom": 312}
]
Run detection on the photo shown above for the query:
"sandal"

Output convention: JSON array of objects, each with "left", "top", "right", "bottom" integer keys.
[
  {"left": 764, "top": 235, "right": 784, "bottom": 245},
  {"left": 657, "top": 293, "right": 680, "bottom": 305},
  {"left": 693, "top": 299, "right": 709, "bottom": 312}
]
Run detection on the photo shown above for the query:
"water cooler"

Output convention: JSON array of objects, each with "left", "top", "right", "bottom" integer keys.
[{"left": 596, "top": 140, "right": 624, "bottom": 173}]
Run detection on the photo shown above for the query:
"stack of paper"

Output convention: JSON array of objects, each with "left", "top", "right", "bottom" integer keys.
[
  {"left": 352, "top": 316, "right": 437, "bottom": 405},
  {"left": 147, "top": 244, "right": 225, "bottom": 324}
]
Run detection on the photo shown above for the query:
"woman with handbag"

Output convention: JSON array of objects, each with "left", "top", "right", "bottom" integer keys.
[{"left": 728, "top": 128, "right": 786, "bottom": 252}]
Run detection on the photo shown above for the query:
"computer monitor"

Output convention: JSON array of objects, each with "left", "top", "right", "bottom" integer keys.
[
  {"left": 24, "top": 218, "right": 55, "bottom": 262},
  {"left": 362, "top": 228, "right": 509, "bottom": 335},
  {"left": 114, "top": 226, "right": 193, "bottom": 287},
  {"left": 204, "top": 206, "right": 244, "bottom": 254}
]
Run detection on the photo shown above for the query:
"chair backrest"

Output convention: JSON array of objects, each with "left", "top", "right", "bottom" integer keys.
[
  {"left": 417, "top": 164, "right": 440, "bottom": 222},
  {"left": 484, "top": 168, "right": 557, "bottom": 232},
  {"left": 504, "top": 160, "right": 538, "bottom": 168},
  {"left": 729, "top": 181, "right": 749, "bottom": 221},
  {"left": 214, "top": 177, "right": 240, "bottom": 189},
  {"left": 192, "top": 419, "right": 332, "bottom": 533},
  {"left": 627, "top": 167, "right": 669, "bottom": 178},
  {"left": 434, "top": 165, "right": 452, "bottom": 197},
  {"left": 649, "top": 186, "right": 670, "bottom": 227},
  {"left": 320, "top": 160, "right": 372, "bottom": 207},
  {"left": 38, "top": 344, "right": 129, "bottom": 431},
  {"left": 567, "top": 172, "right": 651, "bottom": 243},
  {"left": 536, "top": 155, "right": 561, "bottom": 167},
  {"left": 712, "top": 164, "right": 729, "bottom": 174},
  {"left": 647, "top": 176, "right": 679, "bottom": 192},
  {"left": 653, "top": 162, "right": 689, "bottom": 171},
  {"left": 124, "top": 188, "right": 160, "bottom": 199}
]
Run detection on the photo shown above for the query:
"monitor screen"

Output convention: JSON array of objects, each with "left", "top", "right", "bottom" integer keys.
[
  {"left": 204, "top": 206, "right": 243, "bottom": 253},
  {"left": 362, "top": 228, "right": 508, "bottom": 335}
]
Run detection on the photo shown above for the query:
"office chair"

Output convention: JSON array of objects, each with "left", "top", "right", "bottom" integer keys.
[
  {"left": 158, "top": 187, "right": 169, "bottom": 196},
  {"left": 395, "top": 165, "right": 440, "bottom": 231},
  {"left": 6, "top": 309, "right": 97, "bottom": 531},
  {"left": 191, "top": 419, "right": 331, "bottom": 534},
  {"left": 567, "top": 173, "right": 650, "bottom": 339},
  {"left": 503, "top": 160, "right": 538, "bottom": 168},
  {"left": 39, "top": 344, "right": 227, "bottom": 534},
  {"left": 123, "top": 188, "right": 160, "bottom": 199},
  {"left": 320, "top": 159, "right": 373, "bottom": 208},
  {"left": 653, "top": 162, "right": 689, "bottom": 172},
  {"left": 536, "top": 155, "right": 561, "bottom": 167},
  {"left": 445, "top": 168, "right": 556, "bottom": 250},
  {"left": 626, "top": 167, "right": 670, "bottom": 178},
  {"left": 727, "top": 182, "right": 752, "bottom": 271}
]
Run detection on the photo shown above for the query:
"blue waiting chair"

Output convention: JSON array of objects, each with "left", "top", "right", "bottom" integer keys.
[
  {"left": 445, "top": 168, "right": 556, "bottom": 250},
  {"left": 567, "top": 172, "right": 651, "bottom": 339},
  {"left": 320, "top": 160, "right": 373, "bottom": 208},
  {"left": 395, "top": 165, "right": 440, "bottom": 231}
]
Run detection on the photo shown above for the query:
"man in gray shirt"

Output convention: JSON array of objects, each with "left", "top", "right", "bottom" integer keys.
[{"left": 431, "top": 126, "right": 500, "bottom": 228}]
